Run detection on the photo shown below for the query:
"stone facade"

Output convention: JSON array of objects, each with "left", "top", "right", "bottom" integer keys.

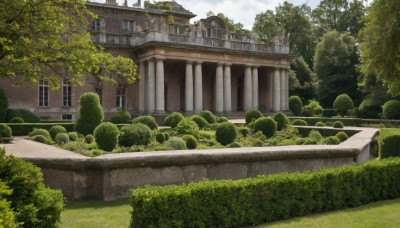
[{"left": 0, "top": 1, "right": 291, "bottom": 120}]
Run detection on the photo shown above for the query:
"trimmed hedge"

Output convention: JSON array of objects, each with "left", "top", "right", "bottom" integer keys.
[
  {"left": 130, "top": 158, "right": 400, "bottom": 227},
  {"left": 164, "top": 112, "right": 184, "bottom": 128},
  {"left": 119, "top": 124, "right": 152, "bottom": 147},
  {"left": 6, "top": 123, "right": 75, "bottom": 136},
  {"left": 254, "top": 117, "right": 277, "bottom": 138},
  {"left": 245, "top": 109, "right": 263, "bottom": 124},
  {"left": 289, "top": 96, "right": 302, "bottom": 116},
  {"left": 111, "top": 109, "right": 131, "bottom": 124},
  {"left": 382, "top": 100, "right": 400, "bottom": 120},
  {"left": 94, "top": 122, "right": 120, "bottom": 152},
  {"left": 215, "top": 122, "right": 238, "bottom": 146},
  {"left": 75, "top": 93, "right": 104, "bottom": 135},
  {"left": 378, "top": 129, "right": 400, "bottom": 158},
  {"left": 49, "top": 125, "right": 67, "bottom": 140},
  {"left": 132, "top": 115, "right": 158, "bottom": 130},
  {"left": 333, "top": 94, "right": 354, "bottom": 117},
  {"left": 198, "top": 110, "right": 216, "bottom": 124},
  {"left": 6, "top": 109, "right": 40, "bottom": 123}
]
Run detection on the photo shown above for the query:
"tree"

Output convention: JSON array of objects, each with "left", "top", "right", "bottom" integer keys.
[
  {"left": 290, "top": 57, "right": 317, "bottom": 102},
  {"left": 0, "top": 0, "right": 139, "bottom": 90},
  {"left": 314, "top": 31, "right": 361, "bottom": 107},
  {"left": 359, "top": 0, "right": 400, "bottom": 96}
]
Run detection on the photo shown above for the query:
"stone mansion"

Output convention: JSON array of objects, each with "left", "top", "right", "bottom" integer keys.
[{"left": 0, "top": 0, "right": 290, "bottom": 120}]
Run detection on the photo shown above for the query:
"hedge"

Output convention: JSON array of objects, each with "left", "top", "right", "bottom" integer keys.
[
  {"left": 287, "top": 116, "right": 400, "bottom": 128},
  {"left": 378, "top": 129, "right": 400, "bottom": 158},
  {"left": 130, "top": 158, "right": 400, "bottom": 227},
  {"left": 6, "top": 123, "right": 74, "bottom": 136}
]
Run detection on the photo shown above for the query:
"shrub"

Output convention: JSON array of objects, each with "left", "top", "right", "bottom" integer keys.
[
  {"left": 303, "top": 101, "right": 323, "bottom": 116},
  {"left": 164, "top": 133, "right": 170, "bottom": 141},
  {"left": 199, "top": 110, "right": 217, "bottom": 124},
  {"left": 191, "top": 115, "right": 210, "bottom": 129},
  {"left": 6, "top": 109, "right": 40, "bottom": 123},
  {"left": 245, "top": 109, "right": 263, "bottom": 125},
  {"left": 119, "top": 123, "right": 152, "bottom": 147},
  {"left": 238, "top": 127, "right": 250, "bottom": 137},
  {"left": 10, "top": 117, "right": 24, "bottom": 123},
  {"left": 111, "top": 109, "right": 131, "bottom": 124},
  {"left": 29, "top": 128, "right": 50, "bottom": 140},
  {"left": 333, "top": 94, "right": 354, "bottom": 117},
  {"left": 32, "top": 135, "right": 48, "bottom": 144},
  {"left": 253, "top": 117, "right": 277, "bottom": 138},
  {"left": 164, "top": 112, "right": 184, "bottom": 128},
  {"left": 49, "top": 125, "right": 67, "bottom": 140},
  {"left": 309, "top": 130, "right": 323, "bottom": 142},
  {"left": 0, "top": 124, "right": 12, "bottom": 143},
  {"left": 358, "top": 97, "right": 383, "bottom": 119},
  {"left": 0, "top": 87, "right": 8, "bottom": 123},
  {"left": 322, "top": 109, "right": 337, "bottom": 117},
  {"left": 295, "top": 138, "right": 305, "bottom": 145},
  {"left": 215, "top": 122, "right": 238, "bottom": 146},
  {"left": 323, "top": 136, "right": 340, "bottom": 145},
  {"left": 292, "top": 119, "right": 310, "bottom": 137},
  {"left": 217, "top": 116, "right": 229, "bottom": 123},
  {"left": 132, "top": 115, "right": 158, "bottom": 130},
  {"left": 273, "top": 112, "right": 289, "bottom": 131},
  {"left": 333, "top": 121, "right": 344, "bottom": 128},
  {"left": 165, "top": 137, "right": 186, "bottom": 150},
  {"left": 156, "top": 132, "right": 165, "bottom": 144},
  {"left": 279, "top": 139, "right": 295, "bottom": 146},
  {"left": 300, "top": 109, "right": 313, "bottom": 117},
  {"left": 182, "top": 135, "right": 198, "bottom": 149},
  {"left": 378, "top": 129, "right": 400, "bottom": 158},
  {"left": 0, "top": 182, "right": 15, "bottom": 227},
  {"left": 0, "top": 148, "right": 64, "bottom": 227},
  {"left": 227, "top": 142, "right": 241, "bottom": 148},
  {"left": 289, "top": 96, "right": 302, "bottom": 116},
  {"left": 94, "top": 122, "right": 120, "bottom": 151},
  {"left": 75, "top": 93, "right": 104, "bottom": 135},
  {"left": 176, "top": 118, "right": 200, "bottom": 139},
  {"left": 68, "top": 132, "right": 79, "bottom": 141},
  {"left": 85, "top": 134, "right": 95, "bottom": 144},
  {"left": 315, "top": 122, "right": 326, "bottom": 127},
  {"left": 335, "top": 132, "right": 349, "bottom": 142},
  {"left": 303, "top": 137, "right": 318, "bottom": 145},
  {"left": 382, "top": 100, "right": 400, "bottom": 119},
  {"left": 55, "top": 133, "right": 69, "bottom": 145}
]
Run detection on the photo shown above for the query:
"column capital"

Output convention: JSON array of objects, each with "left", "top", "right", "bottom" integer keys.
[
  {"left": 224, "top": 63, "right": 232, "bottom": 67},
  {"left": 217, "top": 62, "right": 224, "bottom": 67},
  {"left": 186, "top": 60, "right": 194, "bottom": 64},
  {"left": 155, "top": 56, "right": 166, "bottom": 61}
]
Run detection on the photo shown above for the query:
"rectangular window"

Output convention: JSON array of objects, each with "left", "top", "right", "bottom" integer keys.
[
  {"left": 62, "top": 114, "right": 73, "bottom": 121},
  {"left": 92, "top": 19, "right": 101, "bottom": 32},
  {"left": 39, "top": 80, "right": 49, "bottom": 107},
  {"left": 116, "top": 85, "right": 126, "bottom": 108},
  {"left": 123, "top": 20, "right": 135, "bottom": 33},
  {"left": 62, "top": 79, "right": 72, "bottom": 107}
]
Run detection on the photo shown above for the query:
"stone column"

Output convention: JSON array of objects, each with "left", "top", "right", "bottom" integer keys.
[
  {"left": 185, "top": 61, "right": 194, "bottom": 112},
  {"left": 194, "top": 62, "right": 203, "bottom": 112},
  {"left": 155, "top": 58, "right": 165, "bottom": 112},
  {"left": 285, "top": 69, "right": 290, "bottom": 110},
  {"left": 280, "top": 68, "right": 286, "bottom": 112},
  {"left": 244, "top": 65, "right": 253, "bottom": 111},
  {"left": 272, "top": 67, "right": 281, "bottom": 112},
  {"left": 252, "top": 66, "right": 259, "bottom": 109},
  {"left": 147, "top": 59, "right": 155, "bottom": 113},
  {"left": 215, "top": 63, "right": 224, "bottom": 113},
  {"left": 224, "top": 63, "right": 232, "bottom": 112},
  {"left": 138, "top": 61, "right": 146, "bottom": 113}
]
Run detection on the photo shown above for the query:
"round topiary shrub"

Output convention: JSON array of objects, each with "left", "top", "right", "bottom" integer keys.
[
  {"left": 300, "top": 108, "right": 313, "bottom": 117},
  {"left": 94, "top": 122, "right": 120, "bottom": 152},
  {"left": 85, "top": 134, "right": 95, "bottom": 144},
  {"left": 303, "top": 101, "right": 323, "bottom": 117},
  {"left": 10, "top": 117, "right": 24, "bottom": 123},
  {"left": 309, "top": 130, "right": 323, "bottom": 142},
  {"left": 119, "top": 123, "right": 152, "bottom": 147},
  {"left": 292, "top": 119, "right": 310, "bottom": 137},
  {"left": 323, "top": 136, "right": 340, "bottom": 145},
  {"left": 191, "top": 115, "right": 210, "bottom": 129},
  {"left": 176, "top": 118, "right": 200, "bottom": 139},
  {"left": 253, "top": 117, "right": 277, "bottom": 138},
  {"left": 75, "top": 92, "right": 104, "bottom": 135},
  {"left": 335, "top": 131, "right": 349, "bottom": 142},
  {"left": 238, "top": 127, "right": 250, "bottom": 137},
  {"left": 215, "top": 122, "right": 238, "bottom": 146},
  {"left": 333, "top": 121, "right": 344, "bottom": 128},
  {"left": 156, "top": 132, "right": 165, "bottom": 144},
  {"left": 132, "top": 115, "right": 158, "bottom": 130},
  {"left": 382, "top": 100, "right": 400, "bottom": 119},
  {"left": 28, "top": 128, "right": 51, "bottom": 140},
  {"left": 164, "top": 112, "right": 184, "bottom": 128},
  {"left": 164, "top": 132, "right": 170, "bottom": 141},
  {"left": 165, "top": 137, "right": 186, "bottom": 150},
  {"left": 55, "top": 133, "right": 69, "bottom": 145},
  {"left": 303, "top": 137, "right": 318, "bottom": 145},
  {"left": 289, "top": 96, "right": 303, "bottom": 116},
  {"left": 198, "top": 110, "right": 216, "bottom": 124},
  {"left": 245, "top": 109, "right": 263, "bottom": 125},
  {"left": 111, "top": 109, "right": 131, "bottom": 124},
  {"left": 182, "top": 135, "right": 198, "bottom": 149},
  {"left": 217, "top": 116, "right": 229, "bottom": 123},
  {"left": 315, "top": 122, "right": 326, "bottom": 127},
  {"left": 49, "top": 125, "right": 67, "bottom": 140},
  {"left": 0, "top": 124, "right": 12, "bottom": 143},
  {"left": 273, "top": 112, "right": 289, "bottom": 131},
  {"left": 32, "top": 135, "right": 48, "bottom": 144},
  {"left": 68, "top": 132, "right": 79, "bottom": 141},
  {"left": 333, "top": 94, "right": 354, "bottom": 117}
]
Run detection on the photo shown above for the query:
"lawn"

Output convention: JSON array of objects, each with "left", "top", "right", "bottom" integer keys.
[{"left": 61, "top": 198, "right": 400, "bottom": 228}]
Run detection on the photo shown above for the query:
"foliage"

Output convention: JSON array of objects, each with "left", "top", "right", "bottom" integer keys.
[
  {"left": 155, "top": 132, "right": 165, "bottom": 144},
  {"left": 217, "top": 116, "right": 229, "bottom": 123},
  {"left": 175, "top": 118, "right": 199, "bottom": 139},
  {"left": 165, "top": 137, "right": 186, "bottom": 150},
  {"left": 333, "top": 121, "right": 344, "bottom": 128},
  {"left": 289, "top": 96, "right": 303, "bottom": 116},
  {"left": 379, "top": 129, "right": 400, "bottom": 158},
  {"left": 8, "top": 123, "right": 74, "bottom": 136},
  {"left": 119, "top": 124, "right": 151, "bottom": 147},
  {"left": 300, "top": 109, "right": 313, "bottom": 117},
  {"left": 49, "top": 125, "right": 67, "bottom": 140},
  {"left": 29, "top": 128, "right": 50, "bottom": 140},
  {"left": 315, "top": 122, "right": 326, "bottom": 127},
  {"left": 0, "top": 87, "right": 8, "bottom": 123},
  {"left": 292, "top": 119, "right": 310, "bottom": 137},
  {"left": 245, "top": 109, "right": 263, "bottom": 124},
  {"left": 309, "top": 130, "right": 323, "bottom": 142},
  {"left": 10, "top": 117, "right": 24, "bottom": 123},
  {"left": 302, "top": 137, "right": 318, "bottom": 145},
  {"left": 208, "top": 12, "right": 250, "bottom": 35},
  {"left": 290, "top": 57, "right": 317, "bottom": 101},
  {"left": 382, "top": 100, "right": 400, "bottom": 120},
  {"left": 333, "top": 94, "right": 354, "bottom": 117},
  {"left": 191, "top": 115, "right": 210, "bottom": 129},
  {"left": 227, "top": 142, "right": 241, "bottom": 148},
  {"left": 93, "top": 122, "right": 119, "bottom": 152},
  {"left": 164, "top": 112, "right": 184, "bottom": 128},
  {"left": 130, "top": 158, "right": 400, "bottom": 227},
  {"left": 68, "top": 132, "right": 79, "bottom": 141},
  {"left": 303, "top": 100, "right": 323, "bottom": 116},
  {"left": 111, "top": 109, "right": 131, "bottom": 124},
  {"left": 182, "top": 135, "right": 198, "bottom": 150},
  {"left": 215, "top": 122, "right": 238, "bottom": 146},
  {"left": 75, "top": 93, "right": 104, "bottom": 135},
  {"left": 132, "top": 116, "right": 158, "bottom": 130},
  {"left": 335, "top": 131, "right": 349, "bottom": 142},
  {"left": 0, "top": 124, "right": 12, "bottom": 143},
  {"left": 6, "top": 109, "right": 40, "bottom": 123},
  {"left": 0, "top": 181, "right": 16, "bottom": 227},
  {"left": 238, "top": 127, "right": 250, "bottom": 137},
  {"left": 273, "top": 112, "right": 289, "bottom": 131},
  {"left": 32, "top": 135, "right": 48, "bottom": 144},
  {"left": 0, "top": 148, "right": 64, "bottom": 227},
  {"left": 322, "top": 136, "right": 340, "bottom": 145},
  {"left": 55, "top": 133, "right": 69, "bottom": 145},
  {"left": 254, "top": 117, "right": 277, "bottom": 138},
  {"left": 358, "top": 96, "right": 384, "bottom": 119},
  {"left": 199, "top": 110, "right": 217, "bottom": 124},
  {"left": 0, "top": 0, "right": 138, "bottom": 90},
  {"left": 85, "top": 134, "right": 95, "bottom": 144},
  {"left": 322, "top": 109, "right": 337, "bottom": 117}
]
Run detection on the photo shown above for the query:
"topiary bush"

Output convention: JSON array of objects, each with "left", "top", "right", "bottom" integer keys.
[
  {"left": 315, "top": 122, "right": 326, "bottom": 127},
  {"left": 10, "top": 117, "right": 24, "bottom": 123},
  {"left": 217, "top": 116, "right": 229, "bottom": 123},
  {"left": 358, "top": 97, "right": 383, "bottom": 119},
  {"left": 165, "top": 137, "right": 186, "bottom": 150},
  {"left": 292, "top": 119, "right": 310, "bottom": 137},
  {"left": 164, "top": 132, "right": 170, "bottom": 141},
  {"left": 245, "top": 109, "right": 263, "bottom": 125},
  {"left": 29, "top": 128, "right": 51, "bottom": 140},
  {"left": 132, "top": 115, "right": 158, "bottom": 130},
  {"left": 300, "top": 109, "right": 313, "bottom": 117},
  {"left": 75, "top": 93, "right": 104, "bottom": 135},
  {"left": 382, "top": 100, "right": 400, "bottom": 119},
  {"left": 119, "top": 123, "right": 152, "bottom": 147},
  {"left": 253, "top": 117, "right": 277, "bottom": 138},
  {"left": 199, "top": 110, "right": 217, "bottom": 124},
  {"left": 94, "top": 122, "right": 120, "bottom": 152},
  {"left": 164, "top": 112, "right": 184, "bottom": 128},
  {"left": 335, "top": 132, "right": 349, "bottom": 142},
  {"left": 68, "top": 132, "right": 79, "bottom": 141},
  {"left": 238, "top": 127, "right": 250, "bottom": 137},
  {"left": 378, "top": 129, "right": 400, "bottom": 158},
  {"left": 0, "top": 87, "right": 8, "bottom": 123},
  {"left": 295, "top": 138, "right": 305, "bottom": 145},
  {"left": 273, "top": 112, "right": 289, "bottom": 131},
  {"left": 323, "top": 136, "right": 340, "bottom": 145},
  {"left": 55, "top": 133, "right": 69, "bottom": 145},
  {"left": 111, "top": 109, "right": 131, "bottom": 124},
  {"left": 289, "top": 96, "right": 302, "bottom": 116},
  {"left": 32, "top": 135, "right": 48, "bottom": 144},
  {"left": 0, "top": 124, "right": 12, "bottom": 143},
  {"left": 333, "top": 121, "right": 344, "bottom": 128},
  {"left": 6, "top": 109, "right": 40, "bottom": 123},
  {"left": 191, "top": 115, "right": 210, "bottom": 129},
  {"left": 49, "top": 125, "right": 67, "bottom": 140},
  {"left": 182, "top": 135, "right": 198, "bottom": 149},
  {"left": 302, "top": 137, "right": 318, "bottom": 145},
  {"left": 176, "top": 118, "right": 200, "bottom": 139},
  {"left": 215, "top": 122, "right": 238, "bottom": 146},
  {"left": 303, "top": 100, "right": 323, "bottom": 116},
  {"left": 309, "top": 130, "right": 323, "bottom": 142},
  {"left": 85, "top": 134, "right": 95, "bottom": 144},
  {"left": 156, "top": 132, "right": 165, "bottom": 144},
  {"left": 333, "top": 94, "right": 354, "bottom": 117}
]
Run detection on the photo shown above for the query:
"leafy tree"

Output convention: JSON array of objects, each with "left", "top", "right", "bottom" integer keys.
[
  {"left": 207, "top": 11, "right": 250, "bottom": 35},
  {"left": 359, "top": 0, "right": 400, "bottom": 96},
  {"left": 0, "top": 0, "right": 139, "bottom": 90},
  {"left": 314, "top": 30, "right": 361, "bottom": 107},
  {"left": 253, "top": 10, "right": 281, "bottom": 43},
  {"left": 290, "top": 57, "right": 317, "bottom": 102}
]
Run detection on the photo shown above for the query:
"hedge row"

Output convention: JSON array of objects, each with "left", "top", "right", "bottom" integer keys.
[
  {"left": 6, "top": 123, "right": 75, "bottom": 136},
  {"left": 288, "top": 117, "right": 400, "bottom": 128},
  {"left": 130, "top": 158, "right": 400, "bottom": 227},
  {"left": 378, "top": 129, "right": 400, "bottom": 158}
]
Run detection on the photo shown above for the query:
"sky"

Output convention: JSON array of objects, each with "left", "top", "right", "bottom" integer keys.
[{"left": 90, "top": 0, "right": 322, "bottom": 29}]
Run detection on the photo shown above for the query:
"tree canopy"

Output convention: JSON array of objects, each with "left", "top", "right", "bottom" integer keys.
[{"left": 0, "top": 0, "right": 139, "bottom": 90}]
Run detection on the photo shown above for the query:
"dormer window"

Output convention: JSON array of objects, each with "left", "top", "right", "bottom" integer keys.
[{"left": 206, "top": 27, "right": 222, "bottom": 39}]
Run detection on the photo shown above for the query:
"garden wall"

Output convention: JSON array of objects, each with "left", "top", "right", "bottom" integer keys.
[{"left": 19, "top": 127, "right": 378, "bottom": 201}]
